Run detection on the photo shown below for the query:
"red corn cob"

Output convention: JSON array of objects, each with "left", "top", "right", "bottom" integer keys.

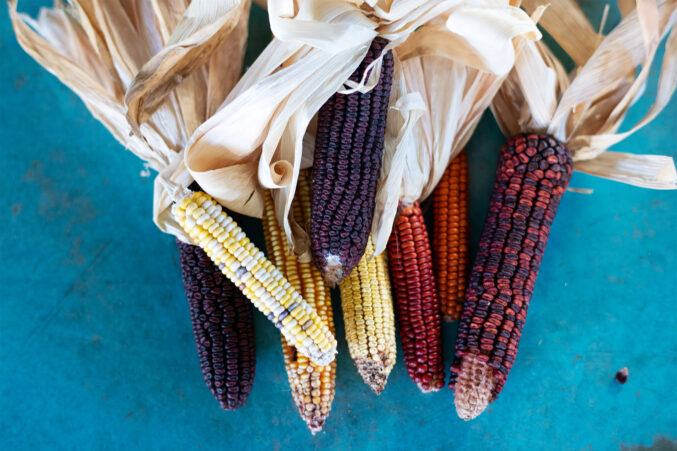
[
  {"left": 450, "top": 134, "right": 572, "bottom": 419},
  {"left": 311, "top": 37, "right": 395, "bottom": 285},
  {"left": 387, "top": 202, "right": 445, "bottom": 392},
  {"left": 433, "top": 149, "right": 470, "bottom": 322},
  {"left": 177, "top": 239, "right": 256, "bottom": 410}
]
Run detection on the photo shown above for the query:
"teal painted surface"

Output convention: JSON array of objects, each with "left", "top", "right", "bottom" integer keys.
[{"left": 1, "top": 2, "right": 676, "bottom": 450}]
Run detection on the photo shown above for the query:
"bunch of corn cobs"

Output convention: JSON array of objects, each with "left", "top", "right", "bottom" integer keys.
[
  {"left": 169, "top": 37, "right": 578, "bottom": 432},
  {"left": 11, "top": 0, "right": 676, "bottom": 437}
]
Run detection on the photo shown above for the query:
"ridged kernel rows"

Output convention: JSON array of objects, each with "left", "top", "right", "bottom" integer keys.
[
  {"left": 451, "top": 134, "right": 573, "bottom": 410},
  {"left": 339, "top": 237, "right": 397, "bottom": 395},
  {"left": 388, "top": 202, "right": 445, "bottom": 392},
  {"left": 177, "top": 240, "right": 256, "bottom": 410},
  {"left": 311, "top": 37, "right": 395, "bottom": 285},
  {"left": 433, "top": 149, "right": 470, "bottom": 321},
  {"left": 173, "top": 191, "right": 337, "bottom": 366},
  {"left": 262, "top": 172, "right": 336, "bottom": 434}
]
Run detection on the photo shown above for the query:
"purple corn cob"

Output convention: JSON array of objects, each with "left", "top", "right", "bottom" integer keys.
[
  {"left": 177, "top": 239, "right": 256, "bottom": 410},
  {"left": 310, "top": 37, "right": 394, "bottom": 285},
  {"left": 450, "top": 134, "right": 573, "bottom": 420}
]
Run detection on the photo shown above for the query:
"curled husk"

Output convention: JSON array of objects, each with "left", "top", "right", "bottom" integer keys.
[
  {"left": 493, "top": 0, "right": 677, "bottom": 189},
  {"left": 180, "top": 0, "right": 541, "bottom": 259},
  {"left": 9, "top": 0, "right": 251, "bottom": 241}
]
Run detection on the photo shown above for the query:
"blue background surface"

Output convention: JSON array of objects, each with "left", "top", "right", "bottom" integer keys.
[{"left": 1, "top": 2, "right": 676, "bottom": 450}]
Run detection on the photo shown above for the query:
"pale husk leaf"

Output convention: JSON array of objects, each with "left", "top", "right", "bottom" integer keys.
[
  {"left": 125, "top": 0, "right": 249, "bottom": 127},
  {"left": 183, "top": 0, "right": 540, "bottom": 258},
  {"left": 493, "top": 0, "right": 677, "bottom": 189},
  {"left": 10, "top": 0, "right": 251, "bottom": 240},
  {"left": 370, "top": 5, "right": 543, "bottom": 254}
]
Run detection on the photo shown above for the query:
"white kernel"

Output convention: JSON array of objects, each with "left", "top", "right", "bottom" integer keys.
[
  {"left": 261, "top": 293, "right": 275, "bottom": 308},
  {"left": 245, "top": 258, "right": 257, "bottom": 271},
  {"left": 196, "top": 213, "right": 210, "bottom": 225}
]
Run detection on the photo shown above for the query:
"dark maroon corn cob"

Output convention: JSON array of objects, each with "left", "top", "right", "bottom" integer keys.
[
  {"left": 310, "top": 37, "right": 395, "bottom": 285},
  {"left": 387, "top": 202, "right": 445, "bottom": 392},
  {"left": 450, "top": 134, "right": 572, "bottom": 419},
  {"left": 177, "top": 239, "right": 256, "bottom": 410}
]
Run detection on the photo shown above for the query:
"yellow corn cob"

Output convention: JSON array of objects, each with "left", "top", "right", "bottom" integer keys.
[
  {"left": 172, "top": 190, "right": 337, "bottom": 366},
  {"left": 262, "top": 172, "right": 336, "bottom": 434},
  {"left": 339, "top": 237, "right": 397, "bottom": 394}
]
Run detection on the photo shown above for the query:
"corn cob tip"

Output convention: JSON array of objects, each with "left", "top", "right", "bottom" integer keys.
[
  {"left": 442, "top": 314, "right": 456, "bottom": 323},
  {"left": 416, "top": 373, "right": 446, "bottom": 394},
  {"left": 453, "top": 355, "right": 495, "bottom": 420},
  {"left": 317, "top": 254, "right": 344, "bottom": 286},
  {"left": 307, "top": 419, "right": 326, "bottom": 435},
  {"left": 355, "top": 354, "right": 394, "bottom": 395},
  {"left": 219, "top": 401, "right": 240, "bottom": 412}
]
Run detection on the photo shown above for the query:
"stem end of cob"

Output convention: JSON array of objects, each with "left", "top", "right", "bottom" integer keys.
[{"left": 453, "top": 354, "right": 494, "bottom": 420}]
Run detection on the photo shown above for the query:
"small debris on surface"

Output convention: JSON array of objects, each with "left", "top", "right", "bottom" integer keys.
[{"left": 616, "top": 367, "right": 629, "bottom": 384}]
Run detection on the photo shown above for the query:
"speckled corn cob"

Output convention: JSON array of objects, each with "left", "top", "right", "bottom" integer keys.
[
  {"left": 177, "top": 239, "right": 256, "bottom": 410},
  {"left": 172, "top": 190, "right": 337, "bottom": 366},
  {"left": 311, "top": 37, "right": 395, "bottom": 285},
  {"left": 262, "top": 172, "right": 336, "bottom": 434},
  {"left": 387, "top": 202, "right": 445, "bottom": 392},
  {"left": 339, "top": 237, "right": 397, "bottom": 394},
  {"left": 451, "top": 134, "right": 572, "bottom": 419},
  {"left": 433, "top": 149, "right": 470, "bottom": 322}
]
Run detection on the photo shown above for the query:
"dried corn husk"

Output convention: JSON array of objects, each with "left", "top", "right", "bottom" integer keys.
[
  {"left": 181, "top": 0, "right": 540, "bottom": 259},
  {"left": 493, "top": 0, "right": 677, "bottom": 189},
  {"left": 9, "top": 0, "right": 251, "bottom": 240},
  {"left": 371, "top": 6, "right": 546, "bottom": 254}
]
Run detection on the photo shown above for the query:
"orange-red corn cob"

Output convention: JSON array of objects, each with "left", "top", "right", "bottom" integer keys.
[
  {"left": 387, "top": 202, "right": 445, "bottom": 392},
  {"left": 450, "top": 134, "right": 573, "bottom": 419},
  {"left": 433, "top": 149, "right": 470, "bottom": 322}
]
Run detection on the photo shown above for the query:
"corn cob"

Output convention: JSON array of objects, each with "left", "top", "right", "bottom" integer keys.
[
  {"left": 450, "top": 134, "right": 573, "bottom": 419},
  {"left": 387, "top": 202, "right": 445, "bottom": 392},
  {"left": 177, "top": 239, "right": 256, "bottom": 410},
  {"left": 311, "top": 37, "right": 395, "bottom": 285},
  {"left": 172, "top": 191, "right": 337, "bottom": 366},
  {"left": 262, "top": 172, "right": 336, "bottom": 434},
  {"left": 339, "top": 237, "right": 397, "bottom": 394},
  {"left": 433, "top": 149, "right": 470, "bottom": 322}
]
